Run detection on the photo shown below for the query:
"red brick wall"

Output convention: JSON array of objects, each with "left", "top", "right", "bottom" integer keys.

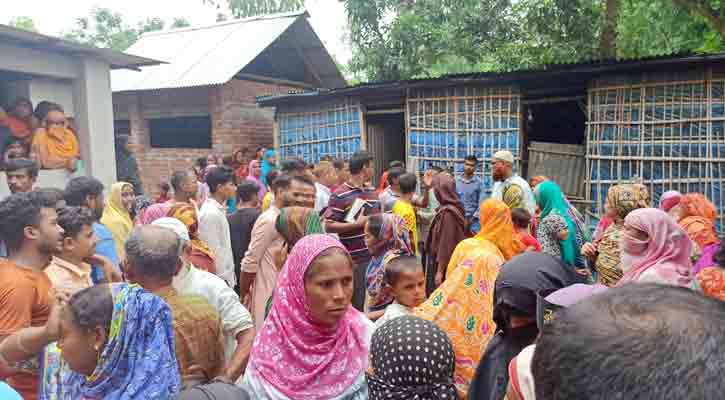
[{"left": 115, "top": 80, "right": 298, "bottom": 197}]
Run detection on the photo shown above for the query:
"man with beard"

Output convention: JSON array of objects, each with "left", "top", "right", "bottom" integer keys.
[
  {"left": 490, "top": 150, "right": 536, "bottom": 216},
  {"left": 0, "top": 191, "right": 63, "bottom": 400},
  {"left": 64, "top": 177, "right": 121, "bottom": 283}
]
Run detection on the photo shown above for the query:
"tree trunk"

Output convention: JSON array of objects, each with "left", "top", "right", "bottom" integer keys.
[
  {"left": 672, "top": 0, "right": 725, "bottom": 38},
  {"left": 600, "top": 0, "right": 620, "bottom": 59}
]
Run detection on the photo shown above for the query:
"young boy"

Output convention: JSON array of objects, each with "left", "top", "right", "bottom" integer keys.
[
  {"left": 45, "top": 206, "right": 117, "bottom": 296},
  {"left": 374, "top": 255, "right": 427, "bottom": 330},
  {"left": 511, "top": 207, "right": 541, "bottom": 252}
]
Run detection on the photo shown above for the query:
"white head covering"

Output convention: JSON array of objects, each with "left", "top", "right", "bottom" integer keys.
[
  {"left": 152, "top": 217, "right": 190, "bottom": 242},
  {"left": 493, "top": 150, "right": 514, "bottom": 164}
]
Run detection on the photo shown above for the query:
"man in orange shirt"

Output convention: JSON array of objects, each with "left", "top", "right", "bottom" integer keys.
[{"left": 0, "top": 191, "right": 64, "bottom": 400}]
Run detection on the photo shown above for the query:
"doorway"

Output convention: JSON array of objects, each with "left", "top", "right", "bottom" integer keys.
[
  {"left": 366, "top": 112, "right": 406, "bottom": 187},
  {"left": 523, "top": 96, "right": 587, "bottom": 201}
]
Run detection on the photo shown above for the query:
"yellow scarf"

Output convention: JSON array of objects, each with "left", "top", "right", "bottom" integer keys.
[{"left": 101, "top": 182, "right": 134, "bottom": 259}]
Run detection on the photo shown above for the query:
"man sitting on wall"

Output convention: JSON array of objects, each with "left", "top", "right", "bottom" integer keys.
[{"left": 30, "top": 104, "right": 80, "bottom": 172}]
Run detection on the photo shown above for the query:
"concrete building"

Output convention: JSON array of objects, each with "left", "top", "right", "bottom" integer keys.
[
  {"left": 112, "top": 10, "right": 344, "bottom": 196},
  {"left": 0, "top": 24, "right": 159, "bottom": 197}
]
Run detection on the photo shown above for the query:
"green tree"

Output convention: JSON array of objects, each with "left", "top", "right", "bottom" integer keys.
[
  {"left": 204, "top": 0, "right": 305, "bottom": 18},
  {"left": 8, "top": 16, "right": 37, "bottom": 32},
  {"left": 344, "top": 0, "right": 725, "bottom": 81},
  {"left": 63, "top": 7, "right": 184, "bottom": 51}
]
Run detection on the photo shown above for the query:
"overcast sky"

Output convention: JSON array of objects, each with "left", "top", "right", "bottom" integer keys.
[{"left": 6, "top": 0, "right": 351, "bottom": 63}]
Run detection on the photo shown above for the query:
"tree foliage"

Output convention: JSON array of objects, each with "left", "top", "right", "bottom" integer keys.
[
  {"left": 204, "top": 0, "right": 304, "bottom": 18},
  {"left": 8, "top": 16, "right": 37, "bottom": 32},
  {"left": 344, "top": 0, "right": 725, "bottom": 81},
  {"left": 63, "top": 7, "right": 190, "bottom": 51}
]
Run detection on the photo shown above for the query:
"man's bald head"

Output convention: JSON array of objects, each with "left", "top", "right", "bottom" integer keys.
[{"left": 125, "top": 225, "right": 182, "bottom": 281}]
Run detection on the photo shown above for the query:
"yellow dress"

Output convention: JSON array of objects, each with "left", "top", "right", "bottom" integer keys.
[
  {"left": 100, "top": 182, "right": 134, "bottom": 260},
  {"left": 414, "top": 198, "right": 523, "bottom": 399},
  {"left": 392, "top": 200, "right": 418, "bottom": 254}
]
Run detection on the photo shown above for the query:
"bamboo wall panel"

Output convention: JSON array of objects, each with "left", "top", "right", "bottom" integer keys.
[
  {"left": 528, "top": 141, "right": 587, "bottom": 199},
  {"left": 407, "top": 86, "right": 522, "bottom": 195},
  {"left": 277, "top": 99, "right": 363, "bottom": 163},
  {"left": 586, "top": 72, "right": 725, "bottom": 230}
]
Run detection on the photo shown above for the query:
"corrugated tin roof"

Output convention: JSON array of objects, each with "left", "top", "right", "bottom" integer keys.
[
  {"left": 0, "top": 24, "right": 162, "bottom": 70},
  {"left": 258, "top": 51, "right": 725, "bottom": 107},
  {"left": 112, "top": 10, "right": 343, "bottom": 92}
]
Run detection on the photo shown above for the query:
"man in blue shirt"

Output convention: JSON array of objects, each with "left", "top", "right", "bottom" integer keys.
[
  {"left": 456, "top": 155, "right": 485, "bottom": 234},
  {"left": 64, "top": 176, "right": 120, "bottom": 282}
]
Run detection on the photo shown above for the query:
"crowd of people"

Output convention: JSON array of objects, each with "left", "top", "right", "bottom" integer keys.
[
  {"left": 0, "top": 99, "right": 81, "bottom": 173},
  {"left": 0, "top": 144, "right": 724, "bottom": 400}
]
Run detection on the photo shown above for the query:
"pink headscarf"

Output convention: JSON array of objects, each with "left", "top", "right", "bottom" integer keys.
[
  {"left": 141, "top": 202, "right": 171, "bottom": 225},
  {"left": 247, "top": 234, "right": 369, "bottom": 400},
  {"left": 617, "top": 208, "right": 692, "bottom": 287},
  {"left": 659, "top": 190, "right": 682, "bottom": 212},
  {"left": 246, "top": 160, "right": 267, "bottom": 201}
]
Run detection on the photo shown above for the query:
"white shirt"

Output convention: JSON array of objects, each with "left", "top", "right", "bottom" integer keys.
[
  {"left": 491, "top": 174, "right": 537, "bottom": 215},
  {"left": 373, "top": 303, "right": 413, "bottom": 332},
  {"left": 314, "top": 182, "right": 331, "bottom": 213},
  {"left": 173, "top": 264, "right": 254, "bottom": 360},
  {"left": 199, "top": 197, "right": 236, "bottom": 286}
]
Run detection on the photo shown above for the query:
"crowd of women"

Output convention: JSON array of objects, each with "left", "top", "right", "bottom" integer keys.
[{"left": 0, "top": 145, "right": 724, "bottom": 400}]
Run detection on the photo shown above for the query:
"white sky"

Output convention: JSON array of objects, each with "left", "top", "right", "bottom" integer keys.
[{"left": 5, "top": 0, "right": 352, "bottom": 64}]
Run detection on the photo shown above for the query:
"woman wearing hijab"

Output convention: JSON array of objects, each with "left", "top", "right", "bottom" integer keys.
[
  {"left": 659, "top": 190, "right": 682, "bottom": 215},
  {"left": 260, "top": 149, "right": 277, "bottom": 187},
  {"left": 676, "top": 193, "right": 719, "bottom": 264},
  {"left": 616, "top": 208, "right": 692, "bottom": 287},
  {"left": 415, "top": 199, "right": 524, "bottom": 398},
  {"left": 364, "top": 213, "right": 415, "bottom": 312},
  {"left": 467, "top": 252, "right": 586, "bottom": 400},
  {"left": 246, "top": 160, "right": 267, "bottom": 201},
  {"left": 33, "top": 283, "right": 180, "bottom": 399},
  {"left": 425, "top": 173, "right": 467, "bottom": 294},
  {"left": 100, "top": 182, "right": 135, "bottom": 260},
  {"left": 242, "top": 234, "right": 373, "bottom": 400},
  {"left": 232, "top": 148, "right": 249, "bottom": 180},
  {"left": 367, "top": 316, "right": 459, "bottom": 400},
  {"left": 167, "top": 203, "right": 216, "bottom": 273},
  {"left": 580, "top": 184, "right": 650, "bottom": 286},
  {"left": 535, "top": 181, "right": 583, "bottom": 268},
  {"left": 275, "top": 206, "right": 326, "bottom": 249},
  {"left": 693, "top": 239, "right": 725, "bottom": 301}
]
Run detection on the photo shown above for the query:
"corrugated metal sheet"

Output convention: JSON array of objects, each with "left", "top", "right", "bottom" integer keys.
[
  {"left": 112, "top": 11, "right": 321, "bottom": 92},
  {"left": 527, "top": 141, "right": 586, "bottom": 199},
  {"left": 258, "top": 52, "right": 725, "bottom": 108},
  {"left": 0, "top": 24, "right": 161, "bottom": 70}
]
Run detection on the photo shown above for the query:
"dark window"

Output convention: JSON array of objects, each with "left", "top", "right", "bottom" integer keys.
[
  {"left": 149, "top": 116, "right": 212, "bottom": 149},
  {"left": 114, "top": 120, "right": 130, "bottom": 138}
]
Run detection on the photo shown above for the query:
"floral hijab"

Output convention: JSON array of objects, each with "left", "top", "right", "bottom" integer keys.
[{"left": 366, "top": 213, "right": 414, "bottom": 310}]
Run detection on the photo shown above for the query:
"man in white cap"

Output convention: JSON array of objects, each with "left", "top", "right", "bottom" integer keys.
[
  {"left": 152, "top": 217, "right": 255, "bottom": 384},
  {"left": 490, "top": 150, "right": 536, "bottom": 215}
]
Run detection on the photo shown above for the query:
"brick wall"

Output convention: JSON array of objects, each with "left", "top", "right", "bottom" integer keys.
[{"left": 114, "top": 79, "right": 298, "bottom": 197}]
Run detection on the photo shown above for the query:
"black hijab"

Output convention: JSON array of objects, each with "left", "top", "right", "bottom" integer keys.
[{"left": 467, "top": 252, "right": 585, "bottom": 400}]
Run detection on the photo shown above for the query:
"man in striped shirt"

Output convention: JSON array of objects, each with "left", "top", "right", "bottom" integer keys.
[{"left": 324, "top": 151, "right": 380, "bottom": 311}]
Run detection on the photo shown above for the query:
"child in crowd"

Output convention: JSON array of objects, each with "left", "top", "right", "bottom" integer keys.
[
  {"left": 511, "top": 207, "right": 541, "bottom": 252},
  {"left": 539, "top": 213, "right": 570, "bottom": 259},
  {"left": 374, "top": 255, "right": 427, "bottom": 330}
]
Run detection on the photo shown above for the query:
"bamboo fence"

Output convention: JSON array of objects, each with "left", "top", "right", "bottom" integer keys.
[
  {"left": 277, "top": 98, "right": 363, "bottom": 163},
  {"left": 586, "top": 71, "right": 725, "bottom": 230},
  {"left": 406, "top": 86, "right": 522, "bottom": 194}
]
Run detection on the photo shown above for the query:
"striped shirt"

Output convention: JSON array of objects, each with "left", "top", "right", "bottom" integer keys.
[{"left": 324, "top": 182, "right": 381, "bottom": 265}]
